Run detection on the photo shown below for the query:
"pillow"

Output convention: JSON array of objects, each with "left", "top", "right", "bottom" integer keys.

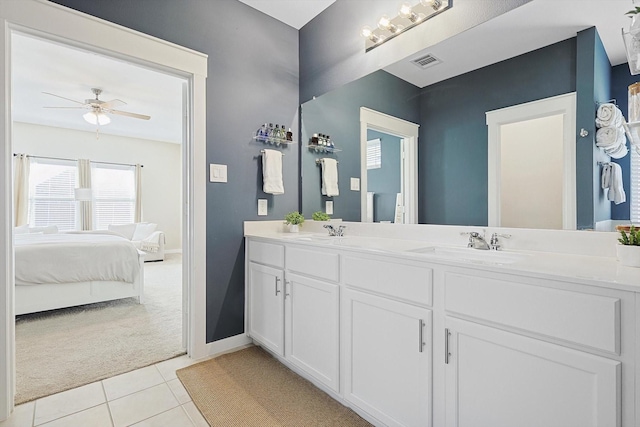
[
  {"left": 132, "top": 223, "right": 158, "bottom": 241},
  {"left": 14, "top": 224, "right": 29, "bottom": 235},
  {"left": 108, "top": 223, "right": 137, "bottom": 240},
  {"left": 29, "top": 225, "right": 58, "bottom": 234}
]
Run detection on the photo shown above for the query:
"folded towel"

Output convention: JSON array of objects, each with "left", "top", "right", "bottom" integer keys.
[
  {"left": 596, "top": 103, "right": 623, "bottom": 128},
  {"left": 320, "top": 158, "right": 339, "bottom": 197},
  {"left": 596, "top": 126, "right": 623, "bottom": 148},
  {"left": 607, "top": 142, "right": 628, "bottom": 159},
  {"left": 602, "top": 163, "right": 626, "bottom": 205},
  {"left": 262, "top": 149, "right": 284, "bottom": 195}
]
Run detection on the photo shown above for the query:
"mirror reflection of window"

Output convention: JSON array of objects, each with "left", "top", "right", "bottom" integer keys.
[
  {"left": 367, "top": 138, "right": 381, "bottom": 170},
  {"left": 367, "top": 131, "right": 402, "bottom": 223}
]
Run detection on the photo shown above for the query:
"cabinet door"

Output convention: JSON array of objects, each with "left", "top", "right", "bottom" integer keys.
[
  {"left": 247, "top": 262, "right": 284, "bottom": 356},
  {"left": 342, "top": 288, "right": 432, "bottom": 427},
  {"left": 444, "top": 317, "right": 620, "bottom": 427},
  {"left": 285, "top": 273, "right": 339, "bottom": 392}
]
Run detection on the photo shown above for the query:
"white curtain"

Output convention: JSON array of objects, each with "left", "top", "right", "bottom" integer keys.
[
  {"left": 13, "top": 154, "right": 30, "bottom": 227},
  {"left": 77, "top": 159, "right": 93, "bottom": 230},
  {"left": 135, "top": 164, "right": 142, "bottom": 223}
]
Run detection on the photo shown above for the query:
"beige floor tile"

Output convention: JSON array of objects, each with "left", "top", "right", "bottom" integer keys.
[
  {"left": 181, "top": 402, "right": 208, "bottom": 427},
  {"left": 34, "top": 382, "right": 105, "bottom": 426},
  {"left": 102, "top": 365, "right": 165, "bottom": 401},
  {"left": 108, "top": 383, "right": 179, "bottom": 427},
  {"left": 130, "top": 407, "right": 194, "bottom": 427},
  {"left": 167, "top": 379, "right": 191, "bottom": 404},
  {"left": 39, "top": 404, "right": 112, "bottom": 427},
  {"left": 0, "top": 401, "right": 34, "bottom": 427},
  {"left": 154, "top": 355, "right": 195, "bottom": 382}
]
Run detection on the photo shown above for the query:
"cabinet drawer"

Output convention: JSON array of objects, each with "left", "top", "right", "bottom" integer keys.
[
  {"left": 444, "top": 272, "right": 620, "bottom": 354},
  {"left": 248, "top": 240, "right": 284, "bottom": 268},
  {"left": 286, "top": 246, "right": 339, "bottom": 282},
  {"left": 342, "top": 255, "right": 432, "bottom": 306}
]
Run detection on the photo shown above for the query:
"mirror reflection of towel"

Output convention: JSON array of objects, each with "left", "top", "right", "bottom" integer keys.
[
  {"left": 601, "top": 163, "right": 626, "bottom": 205},
  {"left": 320, "top": 158, "right": 339, "bottom": 197},
  {"left": 262, "top": 149, "right": 284, "bottom": 195}
]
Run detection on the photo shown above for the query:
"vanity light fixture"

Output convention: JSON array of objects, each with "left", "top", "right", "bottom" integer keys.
[{"left": 361, "top": 0, "right": 451, "bottom": 52}]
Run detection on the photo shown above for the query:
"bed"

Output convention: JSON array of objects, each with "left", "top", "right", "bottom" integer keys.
[{"left": 14, "top": 231, "right": 144, "bottom": 315}]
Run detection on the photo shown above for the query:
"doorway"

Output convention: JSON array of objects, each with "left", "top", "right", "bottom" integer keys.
[
  {"left": 0, "top": 2, "right": 208, "bottom": 420},
  {"left": 486, "top": 92, "right": 577, "bottom": 230},
  {"left": 359, "top": 107, "right": 419, "bottom": 224}
]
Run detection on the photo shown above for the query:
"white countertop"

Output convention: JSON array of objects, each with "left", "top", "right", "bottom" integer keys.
[{"left": 245, "top": 225, "right": 640, "bottom": 293}]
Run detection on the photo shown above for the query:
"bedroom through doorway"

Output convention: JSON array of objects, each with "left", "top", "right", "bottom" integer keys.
[{"left": 10, "top": 32, "right": 188, "bottom": 404}]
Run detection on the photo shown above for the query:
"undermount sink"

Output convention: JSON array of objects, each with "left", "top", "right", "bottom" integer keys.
[{"left": 408, "top": 246, "right": 528, "bottom": 265}]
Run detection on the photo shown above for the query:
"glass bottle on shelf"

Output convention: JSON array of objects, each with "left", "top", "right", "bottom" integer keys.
[
  {"left": 279, "top": 125, "right": 286, "bottom": 143},
  {"left": 286, "top": 128, "right": 293, "bottom": 141},
  {"left": 311, "top": 133, "right": 319, "bottom": 146},
  {"left": 327, "top": 135, "right": 334, "bottom": 150},
  {"left": 256, "top": 123, "right": 268, "bottom": 142},
  {"left": 267, "top": 123, "right": 275, "bottom": 144}
]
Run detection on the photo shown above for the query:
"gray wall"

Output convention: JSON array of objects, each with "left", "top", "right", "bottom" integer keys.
[
  {"left": 367, "top": 130, "right": 401, "bottom": 223},
  {"left": 53, "top": 0, "right": 300, "bottom": 342},
  {"left": 301, "top": 70, "right": 420, "bottom": 221}
]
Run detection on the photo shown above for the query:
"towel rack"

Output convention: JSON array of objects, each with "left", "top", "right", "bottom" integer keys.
[
  {"left": 261, "top": 149, "right": 284, "bottom": 156},
  {"left": 597, "top": 161, "right": 611, "bottom": 166},
  {"left": 596, "top": 99, "right": 618, "bottom": 106},
  {"left": 315, "top": 159, "right": 339, "bottom": 165}
]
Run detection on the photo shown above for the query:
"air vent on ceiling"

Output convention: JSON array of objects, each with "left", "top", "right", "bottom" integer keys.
[{"left": 411, "top": 54, "right": 441, "bottom": 69}]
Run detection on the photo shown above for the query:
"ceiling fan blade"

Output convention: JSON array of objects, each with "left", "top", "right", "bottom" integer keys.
[
  {"left": 43, "top": 106, "right": 87, "bottom": 109},
  {"left": 101, "top": 99, "right": 127, "bottom": 109},
  {"left": 42, "top": 92, "right": 86, "bottom": 105},
  {"left": 108, "top": 109, "right": 151, "bottom": 120}
]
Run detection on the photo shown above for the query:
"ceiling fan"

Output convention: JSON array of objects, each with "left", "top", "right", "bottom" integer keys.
[{"left": 43, "top": 87, "right": 151, "bottom": 126}]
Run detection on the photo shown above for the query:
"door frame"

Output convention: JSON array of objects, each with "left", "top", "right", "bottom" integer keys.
[
  {"left": 486, "top": 92, "right": 577, "bottom": 229},
  {"left": 0, "top": 0, "right": 208, "bottom": 419},
  {"left": 360, "top": 107, "right": 419, "bottom": 224}
]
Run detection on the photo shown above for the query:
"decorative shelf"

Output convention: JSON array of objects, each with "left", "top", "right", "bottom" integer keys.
[
  {"left": 253, "top": 136, "right": 296, "bottom": 146},
  {"left": 307, "top": 144, "right": 342, "bottom": 153}
]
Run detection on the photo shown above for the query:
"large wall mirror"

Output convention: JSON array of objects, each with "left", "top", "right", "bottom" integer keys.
[{"left": 300, "top": 0, "right": 635, "bottom": 231}]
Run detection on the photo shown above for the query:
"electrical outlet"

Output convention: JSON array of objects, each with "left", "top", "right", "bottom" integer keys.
[
  {"left": 350, "top": 177, "right": 360, "bottom": 191},
  {"left": 326, "top": 201, "right": 333, "bottom": 215},
  {"left": 258, "top": 199, "right": 268, "bottom": 216}
]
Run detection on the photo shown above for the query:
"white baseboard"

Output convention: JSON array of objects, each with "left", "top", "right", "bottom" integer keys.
[
  {"left": 164, "top": 249, "right": 182, "bottom": 254},
  {"left": 197, "top": 333, "right": 252, "bottom": 361}
]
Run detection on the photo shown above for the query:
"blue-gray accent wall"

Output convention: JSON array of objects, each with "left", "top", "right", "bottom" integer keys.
[
  {"left": 367, "top": 130, "right": 402, "bottom": 223},
  {"left": 300, "top": 70, "right": 420, "bottom": 221},
  {"left": 52, "top": 0, "right": 300, "bottom": 342},
  {"left": 418, "top": 38, "right": 577, "bottom": 226}
]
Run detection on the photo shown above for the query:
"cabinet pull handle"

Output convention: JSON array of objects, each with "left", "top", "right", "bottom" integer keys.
[
  {"left": 275, "top": 277, "right": 281, "bottom": 296},
  {"left": 445, "top": 328, "right": 451, "bottom": 364},
  {"left": 285, "top": 281, "right": 290, "bottom": 298},
  {"left": 418, "top": 319, "right": 425, "bottom": 353}
]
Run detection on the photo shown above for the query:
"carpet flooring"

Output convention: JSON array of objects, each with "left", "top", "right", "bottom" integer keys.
[
  {"left": 15, "top": 253, "right": 185, "bottom": 404},
  {"left": 177, "top": 346, "right": 372, "bottom": 427}
]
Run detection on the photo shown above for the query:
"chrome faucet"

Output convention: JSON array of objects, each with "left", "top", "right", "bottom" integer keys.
[
  {"left": 461, "top": 230, "right": 490, "bottom": 250},
  {"left": 489, "top": 232, "right": 511, "bottom": 251},
  {"left": 323, "top": 224, "right": 346, "bottom": 237}
]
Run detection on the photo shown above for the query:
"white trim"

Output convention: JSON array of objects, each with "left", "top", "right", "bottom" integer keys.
[
  {"left": 165, "top": 249, "right": 183, "bottom": 255},
  {"left": 486, "top": 92, "right": 577, "bottom": 230},
  {"left": 360, "top": 107, "right": 419, "bottom": 224},
  {"left": 0, "top": 0, "right": 208, "bottom": 419},
  {"left": 202, "top": 334, "right": 252, "bottom": 360}
]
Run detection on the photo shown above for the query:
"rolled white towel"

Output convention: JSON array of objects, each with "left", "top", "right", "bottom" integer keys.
[
  {"left": 596, "top": 126, "right": 622, "bottom": 148},
  {"left": 608, "top": 143, "right": 629, "bottom": 159},
  {"left": 596, "top": 103, "right": 623, "bottom": 128}
]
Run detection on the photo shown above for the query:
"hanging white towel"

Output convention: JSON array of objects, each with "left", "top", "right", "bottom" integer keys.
[
  {"left": 320, "top": 158, "right": 339, "bottom": 197},
  {"left": 596, "top": 103, "right": 623, "bottom": 128},
  {"left": 601, "top": 163, "right": 626, "bottom": 205},
  {"left": 262, "top": 149, "right": 284, "bottom": 195}
]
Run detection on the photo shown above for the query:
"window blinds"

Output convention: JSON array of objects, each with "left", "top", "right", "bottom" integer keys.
[
  {"left": 632, "top": 148, "right": 640, "bottom": 223},
  {"left": 92, "top": 164, "right": 136, "bottom": 230},
  {"left": 367, "top": 138, "right": 381, "bottom": 170},
  {"left": 28, "top": 159, "right": 77, "bottom": 231}
]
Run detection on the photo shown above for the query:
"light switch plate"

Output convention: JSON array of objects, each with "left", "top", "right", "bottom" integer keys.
[
  {"left": 258, "top": 199, "right": 268, "bottom": 216},
  {"left": 350, "top": 177, "right": 360, "bottom": 191},
  {"left": 325, "top": 201, "right": 333, "bottom": 215},
  {"left": 209, "top": 164, "right": 228, "bottom": 183}
]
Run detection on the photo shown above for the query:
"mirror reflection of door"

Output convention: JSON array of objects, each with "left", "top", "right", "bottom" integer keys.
[{"left": 366, "top": 130, "right": 403, "bottom": 223}]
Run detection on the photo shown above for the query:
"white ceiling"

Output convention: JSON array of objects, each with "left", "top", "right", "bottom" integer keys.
[
  {"left": 384, "top": 0, "right": 633, "bottom": 88},
  {"left": 12, "top": 33, "right": 185, "bottom": 144},
  {"left": 236, "top": 0, "right": 336, "bottom": 29}
]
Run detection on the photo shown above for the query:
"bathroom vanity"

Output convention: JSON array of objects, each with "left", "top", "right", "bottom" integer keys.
[{"left": 244, "top": 221, "right": 640, "bottom": 427}]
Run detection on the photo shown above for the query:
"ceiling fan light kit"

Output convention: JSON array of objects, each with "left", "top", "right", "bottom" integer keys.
[{"left": 83, "top": 110, "right": 111, "bottom": 125}]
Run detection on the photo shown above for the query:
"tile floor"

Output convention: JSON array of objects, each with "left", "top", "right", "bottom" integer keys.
[{"left": 0, "top": 355, "right": 208, "bottom": 427}]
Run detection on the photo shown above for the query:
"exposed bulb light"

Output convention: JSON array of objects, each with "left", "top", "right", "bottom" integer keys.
[
  {"left": 378, "top": 15, "right": 400, "bottom": 33},
  {"left": 83, "top": 111, "right": 111, "bottom": 126},
  {"left": 360, "top": 25, "right": 382, "bottom": 43},
  {"left": 420, "top": 0, "right": 442, "bottom": 10},
  {"left": 399, "top": 2, "right": 421, "bottom": 23}
]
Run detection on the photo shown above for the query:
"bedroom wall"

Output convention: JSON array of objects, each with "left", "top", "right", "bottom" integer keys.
[{"left": 12, "top": 122, "right": 182, "bottom": 251}]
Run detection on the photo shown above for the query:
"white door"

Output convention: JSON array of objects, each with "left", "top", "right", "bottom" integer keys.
[
  {"left": 247, "top": 262, "right": 284, "bottom": 356},
  {"left": 285, "top": 273, "right": 339, "bottom": 392},
  {"left": 444, "top": 317, "right": 620, "bottom": 427},
  {"left": 342, "top": 288, "right": 432, "bottom": 427}
]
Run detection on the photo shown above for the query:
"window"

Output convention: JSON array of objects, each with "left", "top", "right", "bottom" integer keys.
[
  {"left": 28, "top": 158, "right": 78, "bottom": 231},
  {"left": 632, "top": 148, "right": 640, "bottom": 223},
  {"left": 92, "top": 164, "right": 136, "bottom": 230},
  {"left": 367, "top": 138, "right": 381, "bottom": 170}
]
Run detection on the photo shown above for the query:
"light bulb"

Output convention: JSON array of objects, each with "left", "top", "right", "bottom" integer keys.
[
  {"left": 83, "top": 111, "right": 111, "bottom": 126},
  {"left": 360, "top": 25, "right": 373, "bottom": 38},
  {"left": 399, "top": 2, "right": 413, "bottom": 18},
  {"left": 421, "top": 0, "right": 442, "bottom": 10},
  {"left": 377, "top": 15, "right": 399, "bottom": 33}
]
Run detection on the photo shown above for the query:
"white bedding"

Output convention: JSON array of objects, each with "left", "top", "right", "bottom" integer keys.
[{"left": 14, "top": 232, "right": 141, "bottom": 285}]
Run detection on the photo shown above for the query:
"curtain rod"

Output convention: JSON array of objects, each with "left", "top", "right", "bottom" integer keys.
[{"left": 13, "top": 153, "right": 143, "bottom": 168}]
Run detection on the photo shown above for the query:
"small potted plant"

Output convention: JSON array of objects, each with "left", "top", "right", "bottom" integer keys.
[
  {"left": 284, "top": 211, "right": 304, "bottom": 233},
  {"left": 312, "top": 211, "right": 331, "bottom": 221},
  {"left": 617, "top": 225, "right": 640, "bottom": 267},
  {"left": 627, "top": 7, "right": 640, "bottom": 32}
]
